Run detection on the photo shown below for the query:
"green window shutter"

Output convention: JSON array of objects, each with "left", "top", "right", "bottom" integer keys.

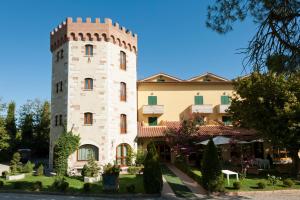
[
  {"left": 221, "top": 96, "right": 230, "bottom": 105},
  {"left": 148, "top": 96, "right": 157, "bottom": 105},
  {"left": 194, "top": 96, "right": 203, "bottom": 105},
  {"left": 148, "top": 117, "right": 158, "bottom": 126}
]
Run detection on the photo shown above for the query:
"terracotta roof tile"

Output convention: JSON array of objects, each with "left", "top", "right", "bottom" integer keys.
[{"left": 138, "top": 121, "right": 255, "bottom": 138}]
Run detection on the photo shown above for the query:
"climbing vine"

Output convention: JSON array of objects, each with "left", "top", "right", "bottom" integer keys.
[{"left": 53, "top": 130, "right": 80, "bottom": 176}]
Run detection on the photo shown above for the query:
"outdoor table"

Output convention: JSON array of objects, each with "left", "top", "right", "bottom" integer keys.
[{"left": 221, "top": 170, "right": 239, "bottom": 185}]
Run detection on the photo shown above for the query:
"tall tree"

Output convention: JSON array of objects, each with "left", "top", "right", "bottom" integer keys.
[
  {"left": 230, "top": 72, "right": 300, "bottom": 176},
  {"left": 206, "top": 0, "right": 300, "bottom": 72},
  {"left": 0, "top": 100, "right": 9, "bottom": 152},
  {"left": 34, "top": 101, "right": 50, "bottom": 157},
  {"left": 5, "top": 102, "right": 17, "bottom": 150},
  {"left": 18, "top": 99, "right": 42, "bottom": 149}
]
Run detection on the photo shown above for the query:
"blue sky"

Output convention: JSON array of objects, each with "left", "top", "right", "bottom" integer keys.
[{"left": 0, "top": 0, "right": 257, "bottom": 107}]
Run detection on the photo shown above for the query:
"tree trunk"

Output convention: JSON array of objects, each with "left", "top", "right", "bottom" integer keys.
[{"left": 290, "top": 147, "right": 300, "bottom": 178}]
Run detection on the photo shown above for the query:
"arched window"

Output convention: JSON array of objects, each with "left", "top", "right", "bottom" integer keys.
[
  {"left": 116, "top": 143, "right": 131, "bottom": 165},
  {"left": 84, "top": 112, "right": 93, "bottom": 125},
  {"left": 84, "top": 78, "right": 93, "bottom": 90},
  {"left": 120, "top": 82, "right": 126, "bottom": 101},
  {"left": 78, "top": 144, "right": 99, "bottom": 161},
  {"left": 120, "top": 51, "right": 126, "bottom": 70},
  {"left": 120, "top": 114, "right": 127, "bottom": 133},
  {"left": 85, "top": 44, "right": 93, "bottom": 56}
]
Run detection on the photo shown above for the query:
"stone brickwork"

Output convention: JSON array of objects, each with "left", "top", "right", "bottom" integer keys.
[{"left": 49, "top": 17, "right": 137, "bottom": 171}]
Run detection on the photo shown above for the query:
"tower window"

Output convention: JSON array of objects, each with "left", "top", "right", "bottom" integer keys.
[
  {"left": 56, "top": 51, "right": 60, "bottom": 62},
  {"left": 60, "top": 81, "right": 63, "bottom": 92},
  {"left": 120, "top": 82, "right": 126, "bottom": 101},
  {"left": 60, "top": 49, "right": 64, "bottom": 59},
  {"left": 56, "top": 83, "right": 59, "bottom": 93},
  {"left": 84, "top": 112, "right": 93, "bottom": 125},
  {"left": 55, "top": 115, "right": 58, "bottom": 126},
  {"left": 59, "top": 115, "right": 63, "bottom": 126},
  {"left": 85, "top": 44, "right": 93, "bottom": 56},
  {"left": 120, "top": 114, "right": 127, "bottom": 133},
  {"left": 120, "top": 51, "right": 126, "bottom": 70},
  {"left": 84, "top": 78, "right": 93, "bottom": 90}
]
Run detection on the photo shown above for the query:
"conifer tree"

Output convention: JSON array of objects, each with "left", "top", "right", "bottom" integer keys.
[
  {"left": 201, "top": 139, "right": 223, "bottom": 192},
  {"left": 143, "top": 142, "right": 163, "bottom": 194},
  {"left": 5, "top": 102, "right": 17, "bottom": 151}
]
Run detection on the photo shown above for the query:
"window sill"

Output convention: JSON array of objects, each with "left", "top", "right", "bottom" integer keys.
[
  {"left": 83, "top": 89, "right": 93, "bottom": 91},
  {"left": 83, "top": 124, "right": 93, "bottom": 126}
]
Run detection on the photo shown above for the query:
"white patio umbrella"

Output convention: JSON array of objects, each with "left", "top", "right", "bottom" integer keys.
[{"left": 197, "top": 136, "right": 233, "bottom": 145}]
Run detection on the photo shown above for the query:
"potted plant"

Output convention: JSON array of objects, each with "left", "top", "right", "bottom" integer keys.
[
  {"left": 102, "top": 163, "right": 120, "bottom": 191},
  {"left": 82, "top": 155, "right": 101, "bottom": 183}
]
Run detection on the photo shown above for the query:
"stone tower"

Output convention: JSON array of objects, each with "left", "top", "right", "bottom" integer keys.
[{"left": 49, "top": 17, "right": 138, "bottom": 171}]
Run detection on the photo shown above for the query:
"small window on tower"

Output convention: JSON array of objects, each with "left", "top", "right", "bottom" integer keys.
[
  {"left": 60, "top": 49, "right": 64, "bottom": 59},
  {"left": 120, "top": 51, "right": 126, "bottom": 70},
  {"left": 60, "top": 81, "right": 63, "bottom": 92},
  {"left": 84, "top": 112, "right": 93, "bottom": 125},
  {"left": 59, "top": 115, "right": 63, "bottom": 126},
  {"left": 56, "top": 51, "right": 60, "bottom": 62},
  {"left": 85, "top": 44, "right": 93, "bottom": 56},
  {"left": 120, "top": 82, "right": 126, "bottom": 101},
  {"left": 55, "top": 115, "right": 58, "bottom": 126},
  {"left": 84, "top": 78, "right": 93, "bottom": 90},
  {"left": 120, "top": 114, "right": 127, "bottom": 133},
  {"left": 56, "top": 83, "right": 59, "bottom": 93}
]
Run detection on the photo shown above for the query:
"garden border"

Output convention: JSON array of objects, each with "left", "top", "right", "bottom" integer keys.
[{"left": 0, "top": 190, "right": 161, "bottom": 198}]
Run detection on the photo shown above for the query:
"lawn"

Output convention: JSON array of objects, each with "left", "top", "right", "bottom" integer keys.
[
  {"left": 176, "top": 165, "right": 300, "bottom": 192},
  {"left": 225, "top": 174, "right": 300, "bottom": 191},
  {"left": 0, "top": 174, "right": 144, "bottom": 194}
]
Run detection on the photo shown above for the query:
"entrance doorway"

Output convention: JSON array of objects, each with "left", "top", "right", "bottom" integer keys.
[{"left": 155, "top": 143, "right": 171, "bottom": 162}]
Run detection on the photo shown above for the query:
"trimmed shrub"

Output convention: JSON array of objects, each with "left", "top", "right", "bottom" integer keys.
[
  {"left": 32, "top": 181, "right": 43, "bottom": 191},
  {"left": 283, "top": 178, "right": 294, "bottom": 187},
  {"left": 36, "top": 164, "right": 44, "bottom": 176},
  {"left": 201, "top": 139, "right": 223, "bottom": 192},
  {"left": 2, "top": 171, "right": 8, "bottom": 178},
  {"left": 143, "top": 142, "right": 163, "bottom": 194},
  {"left": 10, "top": 152, "right": 22, "bottom": 174},
  {"left": 83, "top": 183, "right": 92, "bottom": 192},
  {"left": 136, "top": 148, "right": 146, "bottom": 166},
  {"left": 52, "top": 177, "right": 69, "bottom": 192},
  {"left": 126, "top": 184, "right": 135, "bottom": 193},
  {"left": 257, "top": 182, "right": 266, "bottom": 189},
  {"left": 13, "top": 181, "right": 22, "bottom": 189},
  {"left": 0, "top": 180, "right": 4, "bottom": 188},
  {"left": 22, "top": 161, "right": 35, "bottom": 173},
  {"left": 81, "top": 164, "right": 92, "bottom": 177},
  {"left": 128, "top": 166, "right": 143, "bottom": 175},
  {"left": 233, "top": 181, "right": 241, "bottom": 190}
]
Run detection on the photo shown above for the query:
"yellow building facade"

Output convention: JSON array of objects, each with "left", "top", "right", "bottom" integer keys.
[{"left": 137, "top": 72, "right": 234, "bottom": 127}]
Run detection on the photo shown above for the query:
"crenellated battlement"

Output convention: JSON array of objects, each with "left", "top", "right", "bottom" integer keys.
[{"left": 50, "top": 17, "right": 138, "bottom": 53}]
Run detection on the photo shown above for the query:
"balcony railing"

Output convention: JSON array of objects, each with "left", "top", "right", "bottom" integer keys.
[
  {"left": 142, "top": 105, "right": 164, "bottom": 114},
  {"left": 219, "top": 104, "right": 230, "bottom": 113},
  {"left": 192, "top": 104, "right": 213, "bottom": 114}
]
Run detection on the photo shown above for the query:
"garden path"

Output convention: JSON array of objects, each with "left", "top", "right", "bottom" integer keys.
[{"left": 165, "top": 163, "right": 207, "bottom": 199}]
